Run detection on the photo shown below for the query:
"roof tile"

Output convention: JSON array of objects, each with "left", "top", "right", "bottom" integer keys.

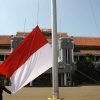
[
  {"left": 0, "top": 36, "right": 11, "bottom": 44},
  {"left": 73, "top": 37, "right": 100, "bottom": 46}
]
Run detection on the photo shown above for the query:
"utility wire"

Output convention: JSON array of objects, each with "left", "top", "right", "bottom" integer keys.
[
  {"left": 37, "top": 0, "right": 39, "bottom": 25},
  {"left": 24, "top": 18, "right": 26, "bottom": 32},
  {"left": 76, "top": 69, "right": 100, "bottom": 84},
  {"left": 89, "top": 0, "right": 100, "bottom": 37},
  {"left": 23, "top": 18, "right": 26, "bottom": 38}
]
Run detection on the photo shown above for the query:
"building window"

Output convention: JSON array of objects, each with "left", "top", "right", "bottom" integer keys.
[
  {"left": 0, "top": 55, "right": 4, "bottom": 61},
  {"left": 96, "top": 56, "right": 100, "bottom": 62},
  {"left": 74, "top": 56, "right": 78, "bottom": 62}
]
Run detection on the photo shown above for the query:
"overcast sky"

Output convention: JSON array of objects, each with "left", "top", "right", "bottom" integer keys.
[{"left": 0, "top": 0, "right": 100, "bottom": 37}]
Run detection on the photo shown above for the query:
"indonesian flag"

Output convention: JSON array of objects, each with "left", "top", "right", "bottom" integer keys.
[{"left": 0, "top": 26, "right": 52, "bottom": 93}]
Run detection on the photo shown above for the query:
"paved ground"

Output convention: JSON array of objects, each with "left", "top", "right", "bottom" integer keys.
[{"left": 3, "top": 86, "right": 100, "bottom": 100}]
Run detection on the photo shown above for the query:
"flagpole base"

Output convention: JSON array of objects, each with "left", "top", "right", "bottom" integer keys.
[{"left": 48, "top": 97, "right": 64, "bottom": 100}]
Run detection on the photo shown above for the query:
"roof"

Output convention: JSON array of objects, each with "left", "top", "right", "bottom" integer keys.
[
  {"left": 73, "top": 37, "right": 100, "bottom": 46},
  {"left": 16, "top": 32, "right": 29, "bottom": 37},
  {"left": 57, "top": 33, "right": 68, "bottom": 38},
  {"left": 16, "top": 31, "right": 68, "bottom": 44},
  {"left": 16, "top": 31, "right": 68, "bottom": 37},
  {"left": 0, "top": 36, "right": 11, "bottom": 45},
  {"left": 47, "top": 33, "right": 68, "bottom": 43}
]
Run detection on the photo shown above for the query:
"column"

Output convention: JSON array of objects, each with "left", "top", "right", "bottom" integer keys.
[{"left": 64, "top": 73, "right": 67, "bottom": 86}]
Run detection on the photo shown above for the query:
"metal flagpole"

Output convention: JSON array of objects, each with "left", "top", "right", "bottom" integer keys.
[
  {"left": 50, "top": 0, "right": 59, "bottom": 100},
  {"left": 48, "top": 0, "right": 63, "bottom": 100},
  {"left": 51, "top": 0, "right": 59, "bottom": 99}
]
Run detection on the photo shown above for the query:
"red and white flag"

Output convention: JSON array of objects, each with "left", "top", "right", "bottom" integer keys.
[{"left": 0, "top": 26, "right": 52, "bottom": 93}]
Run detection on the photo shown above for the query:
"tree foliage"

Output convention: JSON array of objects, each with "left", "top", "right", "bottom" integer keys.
[{"left": 72, "top": 54, "right": 100, "bottom": 85}]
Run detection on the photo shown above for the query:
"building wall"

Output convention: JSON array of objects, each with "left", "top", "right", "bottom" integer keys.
[{"left": 0, "top": 32, "right": 100, "bottom": 86}]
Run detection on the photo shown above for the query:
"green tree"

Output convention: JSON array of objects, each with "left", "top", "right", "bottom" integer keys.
[{"left": 72, "top": 54, "right": 98, "bottom": 85}]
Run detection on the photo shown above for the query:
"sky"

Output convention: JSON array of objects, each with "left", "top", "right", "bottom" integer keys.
[{"left": 0, "top": 0, "right": 100, "bottom": 37}]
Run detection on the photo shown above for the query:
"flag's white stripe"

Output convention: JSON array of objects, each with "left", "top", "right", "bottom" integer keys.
[{"left": 10, "top": 43, "right": 52, "bottom": 93}]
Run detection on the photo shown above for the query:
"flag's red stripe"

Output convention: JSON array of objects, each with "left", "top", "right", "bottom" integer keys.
[{"left": 0, "top": 26, "right": 48, "bottom": 77}]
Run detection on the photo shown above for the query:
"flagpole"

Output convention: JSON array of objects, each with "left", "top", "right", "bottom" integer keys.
[
  {"left": 48, "top": 0, "right": 63, "bottom": 100},
  {"left": 51, "top": 0, "right": 59, "bottom": 99}
]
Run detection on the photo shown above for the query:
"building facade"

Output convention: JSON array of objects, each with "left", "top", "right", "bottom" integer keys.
[{"left": 0, "top": 29, "right": 100, "bottom": 86}]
